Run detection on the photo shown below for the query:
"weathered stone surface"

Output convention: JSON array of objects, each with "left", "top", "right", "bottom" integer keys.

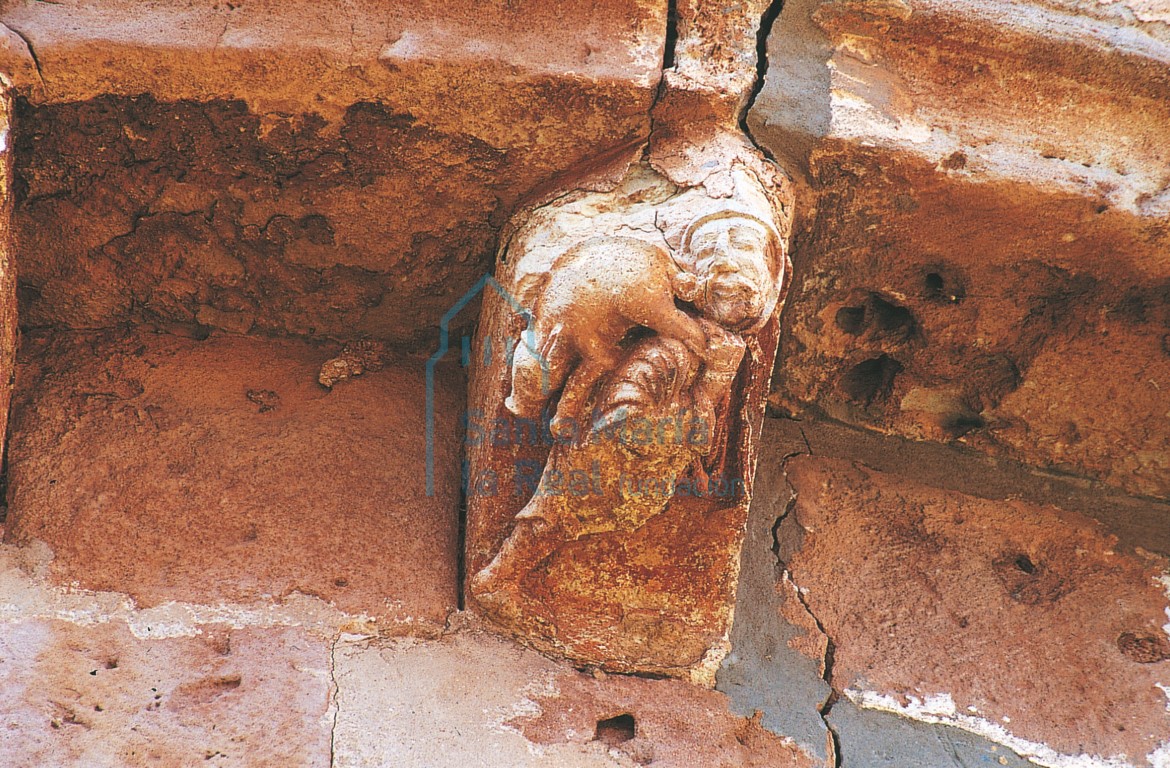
[
  {"left": 465, "top": 148, "right": 794, "bottom": 681},
  {"left": 0, "top": 619, "right": 333, "bottom": 767},
  {"left": 779, "top": 456, "right": 1170, "bottom": 766},
  {"left": 4, "top": 329, "right": 462, "bottom": 628},
  {"left": 750, "top": 0, "right": 1170, "bottom": 500},
  {"left": 332, "top": 627, "right": 820, "bottom": 768},
  {"left": 1, "top": 0, "right": 666, "bottom": 342},
  {"left": 762, "top": 414, "right": 1170, "bottom": 556},
  {"left": 0, "top": 89, "right": 13, "bottom": 482}
]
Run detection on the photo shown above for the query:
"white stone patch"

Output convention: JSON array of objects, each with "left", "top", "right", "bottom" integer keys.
[
  {"left": 848, "top": 688, "right": 1134, "bottom": 768},
  {"left": 0, "top": 542, "right": 375, "bottom": 639},
  {"left": 1149, "top": 741, "right": 1170, "bottom": 768}
]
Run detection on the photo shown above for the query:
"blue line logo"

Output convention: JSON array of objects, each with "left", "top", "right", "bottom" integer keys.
[{"left": 425, "top": 274, "right": 548, "bottom": 496}]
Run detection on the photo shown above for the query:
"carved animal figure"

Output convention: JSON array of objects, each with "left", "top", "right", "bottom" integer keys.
[{"left": 506, "top": 235, "right": 708, "bottom": 429}]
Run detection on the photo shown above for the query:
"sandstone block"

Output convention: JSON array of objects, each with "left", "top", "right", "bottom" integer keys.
[
  {"left": 4, "top": 329, "right": 462, "bottom": 629},
  {"left": 780, "top": 456, "right": 1170, "bottom": 766}
]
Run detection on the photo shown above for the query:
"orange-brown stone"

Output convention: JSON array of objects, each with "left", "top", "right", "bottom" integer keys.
[
  {"left": 4, "top": 329, "right": 462, "bottom": 628},
  {"left": 780, "top": 456, "right": 1170, "bottom": 764}
]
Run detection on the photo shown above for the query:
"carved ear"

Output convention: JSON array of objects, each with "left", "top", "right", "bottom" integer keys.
[{"left": 672, "top": 271, "right": 700, "bottom": 303}]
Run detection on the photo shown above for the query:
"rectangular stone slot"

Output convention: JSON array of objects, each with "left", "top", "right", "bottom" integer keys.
[{"left": 0, "top": 90, "right": 470, "bottom": 628}]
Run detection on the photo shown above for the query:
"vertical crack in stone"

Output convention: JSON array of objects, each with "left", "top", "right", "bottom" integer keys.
[
  {"left": 456, "top": 482, "right": 468, "bottom": 611},
  {"left": 774, "top": 454, "right": 843, "bottom": 767},
  {"left": 327, "top": 631, "right": 341, "bottom": 767},
  {"left": 662, "top": 0, "right": 679, "bottom": 71},
  {"left": 648, "top": 0, "right": 681, "bottom": 127},
  {"left": 739, "top": 0, "right": 786, "bottom": 156}
]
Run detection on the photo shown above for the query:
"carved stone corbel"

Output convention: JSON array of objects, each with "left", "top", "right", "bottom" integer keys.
[{"left": 465, "top": 139, "right": 793, "bottom": 683}]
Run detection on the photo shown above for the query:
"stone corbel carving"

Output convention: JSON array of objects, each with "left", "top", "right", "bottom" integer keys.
[{"left": 465, "top": 141, "right": 792, "bottom": 683}]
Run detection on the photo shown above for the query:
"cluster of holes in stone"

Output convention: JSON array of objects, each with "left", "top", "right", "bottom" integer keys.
[
  {"left": 595, "top": 713, "right": 636, "bottom": 746},
  {"left": 833, "top": 293, "right": 915, "bottom": 342},
  {"left": 840, "top": 354, "right": 903, "bottom": 406}
]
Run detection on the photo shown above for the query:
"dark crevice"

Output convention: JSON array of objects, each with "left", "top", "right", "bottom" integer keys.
[
  {"left": 456, "top": 464, "right": 468, "bottom": 611},
  {"left": 0, "top": 421, "right": 8, "bottom": 525},
  {"left": 662, "top": 0, "right": 679, "bottom": 70},
  {"left": 0, "top": 376, "right": 12, "bottom": 525},
  {"left": 739, "top": 0, "right": 786, "bottom": 154},
  {"left": 644, "top": 0, "right": 680, "bottom": 152},
  {"left": 595, "top": 713, "right": 637, "bottom": 745}
]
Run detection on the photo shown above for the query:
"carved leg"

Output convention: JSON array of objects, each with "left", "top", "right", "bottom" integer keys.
[
  {"left": 506, "top": 329, "right": 569, "bottom": 417},
  {"left": 551, "top": 356, "right": 613, "bottom": 434},
  {"left": 471, "top": 515, "right": 564, "bottom": 621},
  {"left": 643, "top": 307, "right": 708, "bottom": 359}
]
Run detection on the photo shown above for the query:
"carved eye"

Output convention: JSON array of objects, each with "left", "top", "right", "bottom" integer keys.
[{"left": 728, "top": 227, "right": 761, "bottom": 250}]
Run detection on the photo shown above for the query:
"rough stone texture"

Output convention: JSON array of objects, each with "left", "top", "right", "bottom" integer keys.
[
  {"left": 750, "top": 0, "right": 1170, "bottom": 500},
  {"left": 0, "top": 89, "right": 13, "bottom": 478},
  {"left": 763, "top": 414, "right": 1170, "bottom": 557},
  {"left": 0, "top": 619, "right": 333, "bottom": 767},
  {"left": 332, "top": 627, "right": 820, "bottom": 768},
  {"left": 0, "top": 536, "right": 830, "bottom": 768},
  {"left": 779, "top": 455, "right": 1170, "bottom": 766},
  {"left": 4, "top": 329, "right": 462, "bottom": 628},
  {"left": 1, "top": 0, "right": 666, "bottom": 342}
]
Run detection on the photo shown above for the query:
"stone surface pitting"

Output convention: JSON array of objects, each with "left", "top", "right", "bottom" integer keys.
[
  {"left": 332, "top": 628, "right": 820, "bottom": 768},
  {"left": 0, "top": 619, "right": 334, "bottom": 767},
  {"left": 2, "top": 0, "right": 667, "bottom": 342},
  {"left": 749, "top": 0, "right": 1170, "bottom": 501},
  {"left": 778, "top": 455, "right": 1170, "bottom": 767},
  {"left": 4, "top": 329, "right": 462, "bottom": 628}
]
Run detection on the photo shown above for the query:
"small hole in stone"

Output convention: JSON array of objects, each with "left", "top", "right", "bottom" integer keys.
[
  {"left": 834, "top": 306, "right": 866, "bottom": 335},
  {"left": 924, "top": 272, "right": 944, "bottom": 295},
  {"left": 840, "top": 355, "right": 902, "bottom": 405},
  {"left": 334, "top": 578, "right": 349, "bottom": 588},
  {"left": 596, "top": 713, "right": 636, "bottom": 746},
  {"left": 869, "top": 296, "right": 915, "bottom": 340},
  {"left": 1117, "top": 631, "right": 1170, "bottom": 663},
  {"left": 1014, "top": 555, "right": 1036, "bottom": 574},
  {"left": 105, "top": 658, "right": 119, "bottom": 670}
]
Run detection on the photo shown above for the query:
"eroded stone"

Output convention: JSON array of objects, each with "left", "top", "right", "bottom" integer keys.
[
  {"left": 750, "top": 0, "right": 1170, "bottom": 500},
  {"left": 3, "top": 0, "right": 667, "bottom": 342},
  {"left": 331, "top": 628, "right": 820, "bottom": 768},
  {"left": 779, "top": 456, "right": 1170, "bottom": 766},
  {"left": 4, "top": 329, "right": 462, "bottom": 628},
  {"left": 0, "top": 619, "right": 332, "bottom": 767}
]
